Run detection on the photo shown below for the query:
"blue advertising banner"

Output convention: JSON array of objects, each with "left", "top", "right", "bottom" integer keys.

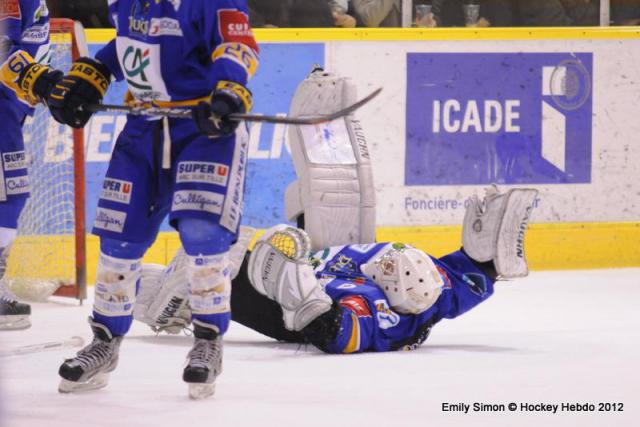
[
  {"left": 405, "top": 53, "right": 593, "bottom": 186},
  {"left": 83, "top": 43, "right": 324, "bottom": 231}
]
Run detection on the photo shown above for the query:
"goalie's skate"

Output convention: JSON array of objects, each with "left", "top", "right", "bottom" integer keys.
[
  {"left": 183, "top": 320, "right": 223, "bottom": 400},
  {"left": 58, "top": 318, "right": 122, "bottom": 393},
  {"left": 0, "top": 283, "right": 31, "bottom": 331},
  {"left": 462, "top": 186, "right": 538, "bottom": 279}
]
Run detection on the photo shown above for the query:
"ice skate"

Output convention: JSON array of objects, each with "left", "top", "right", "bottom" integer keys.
[
  {"left": 183, "top": 320, "right": 223, "bottom": 400},
  {"left": 462, "top": 185, "right": 538, "bottom": 279},
  {"left": 0, "top": 282, "right": 31, "bottom": 331},
  {"left": 58, "top": 317, "right": 122, "bottom": 393}
]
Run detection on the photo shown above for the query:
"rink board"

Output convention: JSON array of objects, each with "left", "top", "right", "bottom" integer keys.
[{"left": 8, "top": 28, "right": 640, "bottom": 284}]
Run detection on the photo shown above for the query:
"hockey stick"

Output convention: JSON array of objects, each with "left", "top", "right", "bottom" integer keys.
[
  {"left": 84, "top": 87, "right": 382, "bottom": 125},
  {"left": 0, "top": 336, "right": 85, "bottom": 357}
]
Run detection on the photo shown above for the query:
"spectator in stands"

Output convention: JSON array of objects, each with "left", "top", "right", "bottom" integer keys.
[
  {"left": 611, "top": 0, "right": 640, "bottom": 25},
  {"left": 248, "top": 0, "right": 334, "bottom": 27},
  {"left": 514, "top": 0, "right": 599, "bottom": 26},
  {"left": 428, "top": 0, "right": 514, "bottom": 27},
  {"left": 351, "top": 0, "right": 402, "bottom": 27}
]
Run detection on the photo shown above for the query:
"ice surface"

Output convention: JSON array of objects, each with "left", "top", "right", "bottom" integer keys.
[{"left": 1, "top": 269, "right": 639, "bottom": 427}]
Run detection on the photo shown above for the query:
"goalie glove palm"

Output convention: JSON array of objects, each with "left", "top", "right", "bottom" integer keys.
[
  {"left": 48, "top": 57, "right": 111, "bottom": 128},
  {"left": 193, "top": 80, "right": 253, "bottom": 137}
]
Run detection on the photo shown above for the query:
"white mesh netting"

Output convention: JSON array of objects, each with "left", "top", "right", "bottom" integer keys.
[{"left": 5, "top": 30, "right": 79, "bottom": 301}]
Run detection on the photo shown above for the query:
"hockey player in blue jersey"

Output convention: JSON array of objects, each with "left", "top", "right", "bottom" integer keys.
[
  {"left": 0, "top": 0, "right": 64, "bottom": 330},
  {"left": 50, "top": 0, "right": 259, "bottom": 398},
  {"left": 243, "top": 185, "right": 536, "bottom": 353},
  {"left": 132, "top": 69, "right": 538, "bottom": 355},
  {"left": 135, "top": 185, "right": 538, "bottom": 354}
]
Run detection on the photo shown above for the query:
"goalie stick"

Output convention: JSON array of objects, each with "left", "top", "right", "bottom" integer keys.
[
  {"left": 0, "top": 336, "right": 85, "bottom": 357},
  {"left": 84, "top": 87, "right": 382, "bottom": 125}
]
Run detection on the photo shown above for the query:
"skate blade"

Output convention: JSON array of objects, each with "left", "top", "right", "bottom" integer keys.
[
  {"left": 58, "top": 372, "right": 110, "bottom": 394},
  {"left": 0, "top": 315, "right": 31, "bottom": 331},
  {"left": 188, "top": 383, "right": 216, "bottom": 400}
]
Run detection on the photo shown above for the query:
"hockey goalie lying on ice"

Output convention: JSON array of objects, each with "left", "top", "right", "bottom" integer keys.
[{"left": 134, "top": 70, "right": 539, "bottom": 354}]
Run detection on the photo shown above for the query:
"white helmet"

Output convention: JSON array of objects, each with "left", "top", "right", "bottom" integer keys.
[{"left": 361, "top": 246, "right": 444, "bottom": 315}]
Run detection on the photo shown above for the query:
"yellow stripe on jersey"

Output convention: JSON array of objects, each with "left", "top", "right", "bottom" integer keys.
[
  {"left": 212, "top": 42, "right": 259, "bottom": 80},
  {"left": 343, "top": 313, "right": 361, "bottom": 354}
]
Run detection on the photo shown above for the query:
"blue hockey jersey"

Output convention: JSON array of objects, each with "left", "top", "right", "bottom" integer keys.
[
  {"left": 96, "top": 0, "right": 259, "bottom": 104},
  {"left": 309, "top": 243, "right": 495, "bottom": 353},
  {"left": 0, "top": 0, "right": 51, "bottom": 113}
]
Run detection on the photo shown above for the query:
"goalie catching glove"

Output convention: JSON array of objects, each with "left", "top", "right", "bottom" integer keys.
[
  {"left": 0, "top": 50, "right": 63, "bottom": 105},
  {"left": 193, "top": 80, "right": 253, "bottom": 137},
  {"left": 48, "top": 57, "right": 111, "bottom": 128}
]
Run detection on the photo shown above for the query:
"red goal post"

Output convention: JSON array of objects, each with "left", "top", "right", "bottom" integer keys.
[{"left": 4, "top": 19, "right": 88, "bottom": 301}]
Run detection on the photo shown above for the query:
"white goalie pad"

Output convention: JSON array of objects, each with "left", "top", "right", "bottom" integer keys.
[
  {"left": 285, "top": 68, "right": 376, "bottom": 250},
  {"left": 247, "top": 225, "right": 331, "bottom": 331},
  {"left": 462, "top": 186, "right": 539, "bottom": 279},
  {"left": 134, "top": 227, "right": 256, "bottom": 333}
]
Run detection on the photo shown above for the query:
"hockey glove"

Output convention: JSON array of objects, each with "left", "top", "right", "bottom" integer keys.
[
  {"left": 48, "top": 57, "right": 111, "bottom": 129},
  {"left": 193, "top": 80, "right": 253, "bottom": 138},
  {"left": 0, "top": 50, "right": 63, "bottom": 105},
  {"left": 18, "top": 62, "right": 64, "bottom": 104}
]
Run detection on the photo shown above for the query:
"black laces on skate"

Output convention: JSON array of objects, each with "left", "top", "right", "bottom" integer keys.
[
  {"left": 187, "top": 338, "right": 221, "bottom": 369},
  {"left": 73, "top": 339, "right": 114, "bottom": 369}
]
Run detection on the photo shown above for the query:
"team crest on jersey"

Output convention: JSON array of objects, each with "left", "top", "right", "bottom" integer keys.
[{"left": 0, "top": 0, "right": 21, "bottom": 20}]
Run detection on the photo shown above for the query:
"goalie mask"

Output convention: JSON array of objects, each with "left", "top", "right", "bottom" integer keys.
[{"left": 361, "top": 246, "right": 444, "bottom": 315}]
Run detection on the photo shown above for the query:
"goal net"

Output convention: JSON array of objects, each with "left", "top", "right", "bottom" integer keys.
[{"left": 4, "top": 19, "right": 87, "bottom": 301}]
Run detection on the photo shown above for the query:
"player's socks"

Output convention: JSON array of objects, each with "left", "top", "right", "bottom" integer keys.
[
  {"left": 58, "top": 317, "right": 122, "bottom": 393},
  {"left": 183, "top": 319, "right": 223, "bottom": 400}
]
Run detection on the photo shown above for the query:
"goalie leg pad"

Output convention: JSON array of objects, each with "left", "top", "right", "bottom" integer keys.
[
  {"left": 248, "top": 225, "right": 331, "bottom": 331},
  {"left": 133, "top": 227, "right": 256, "bottom": 334},
  {"left": 135, "top": 251, "right": 191, "bottom": 334},
  {"left": 286, "top": 69, "right": 376, "bottom": 249},
  {"left": 92, "top": 252, "right": 142, "bottom": 336},
  {"left": 462, "top": 186, "right": 538, "bottom": 279}
]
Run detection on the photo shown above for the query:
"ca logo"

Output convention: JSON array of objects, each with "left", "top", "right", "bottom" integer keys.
[{"left": 123, "top": 46, "right": 151, "bottom": 90}]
